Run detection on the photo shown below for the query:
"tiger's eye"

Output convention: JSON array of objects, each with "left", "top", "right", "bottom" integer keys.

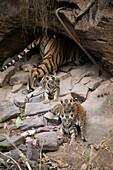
[
  {"left": 46, "top": 77, "right": 49, "bottom": 80},
  {"left": 71, "top": 114, "right": 73, "bottom": 117}
]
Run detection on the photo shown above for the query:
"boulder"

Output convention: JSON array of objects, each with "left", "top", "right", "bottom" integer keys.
[
  {"left": 35, "top": 132, "right": 58, "bottom": 151},
  {"left": 82, "top": 80, "right": 113, "bottom": 144},
  {"left": 0, "top": 102, "right": 20, "bottom": 123},
  {"left": 20, "top": 115, "right": 47, "bottom": 131},
  {"left": 9, "top": 71, "right": 29, "bottom": 86},
  {"left": 44, "top": 112, "right": 60, "bottom": 125},
  {"left": 0, "top": 135, "right": 25, "bottom": 151},
  {"left": 13, "top": 96, "right": 26, "bottom": 108},
  {"left": 0, "top": 66, "right": 16, "bottom": 87},
  {"left": 25, "top": 101, "right": 60, "bottom": 116},
  {"left": 26, "top": 141, "right": 39, "bottom": 161}
]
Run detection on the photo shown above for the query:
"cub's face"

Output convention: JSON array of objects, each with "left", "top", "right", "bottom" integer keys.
[
  {"left": 60, "top": 111, "right": 74, "bottom": 128},
  {"left": 47, "top": 76, "right": 56, "bottom": 89},
  {"left": 41, "top": 75, "right": 57, "bottom": 89},
  {"left": 60, "top": 99, "right": 74, "bottom": 127}
]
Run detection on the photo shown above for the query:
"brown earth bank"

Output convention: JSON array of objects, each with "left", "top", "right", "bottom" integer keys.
[{"left": 0, "top": 0, "right": 113, "bottom": 76}]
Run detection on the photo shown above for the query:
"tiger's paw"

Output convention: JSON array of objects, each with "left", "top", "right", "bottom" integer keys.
[
  {"left": 43, "top": 99, "right": 50, "bottom": 104},
  {"left": 54, "top": 98, "right": 59, "bottom": 102},
  {"left": 82, "top": 136, "right": 87, "bottom": 142},
  {"left": 70, "top": 142, "right": 77, "bottom": 145},
  {"left": 30, "top": 86, "right": 36, "bottom": 91},
  {"left": 70, "top": 139, "right": 76, "bottom": 145}
]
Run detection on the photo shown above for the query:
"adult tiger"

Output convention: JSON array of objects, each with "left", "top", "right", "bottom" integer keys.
[{"left": 0, "top": 33, "right": 88, "bottom": 90}]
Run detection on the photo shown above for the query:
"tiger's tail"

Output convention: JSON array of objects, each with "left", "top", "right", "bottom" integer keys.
[{"left": 0, "top": 37, "right": 41, "bottom": 72}]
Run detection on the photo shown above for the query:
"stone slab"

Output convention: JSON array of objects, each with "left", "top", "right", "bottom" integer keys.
[
  {"left": 9, "top": 71, "right": 29, "bottom": 85},
  {"left": 25, "top": 101, "right": 60, "bottom": 116},
  {"left": 44, "top": 112, "right": 60, "bottom": 125},
  {"left": 0, "top": 66, "right": 16, "bottom": 87},
  {"left": 35, "top": 132, "right": 58, "bottom": 151},
  {"left": 82, "top": 80, "right": 113, "bottom": 144},
  {"left": 0, "top": 135, "right": 25, "bottom": 151},
  {"left": 0, "top": 102, "right": 20, "bottom": 123},
  {"left": 72, "top": 83, "right": 89, "bottom": 100},
  {"left": 20, "top": 115, "right": 47, "bottom": 131}
]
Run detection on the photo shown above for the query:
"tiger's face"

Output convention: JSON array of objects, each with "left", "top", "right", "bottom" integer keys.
[
  {"left": 41, "top": 75, "right": 57, "bottom": 90},
  {"left": 41, "top": 75, "right": 60, "bottom": 102},
  {"left": 47, "top": 76, "right": 57, "bottom": 91},
  {"left": 60, "top": 111, "right": 74, "bottom": 128},
  {"left": 60, "top": 99, "right": 74, "bottom": 128}
]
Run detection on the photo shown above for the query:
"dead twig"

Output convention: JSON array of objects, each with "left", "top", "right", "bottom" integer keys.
[
  {"left": 43, "top": 153, "right": 68, "bottom": 168},
  {"left": 39, "top": 139, "right": 46, "bottom": 170},
  {"left": 0, "top": 152, "right": 22, "bottom": 170},
  {"left": 4, "top": 135, "right": 32, "bottom": 170},
  {"left": 75, "top": 0, "right": 96, "bottom": 20}
]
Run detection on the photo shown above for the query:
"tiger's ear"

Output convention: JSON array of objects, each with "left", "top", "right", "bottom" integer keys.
[{"left": 73, "top": 97, "right": 78, "bottom": 102}]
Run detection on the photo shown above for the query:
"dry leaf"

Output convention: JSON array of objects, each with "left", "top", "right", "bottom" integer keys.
[
  {"left": 81, "top": 163, "right": 87, "bottom": 170},
  {"left": 56, "top": 160, "right": 64, "bottom": 167},
  {"left": 33, "top": 138, "right": 38, "bottom": 146},
  {"left": 4, "top": 122, "right": 7, "bottom": 129}
]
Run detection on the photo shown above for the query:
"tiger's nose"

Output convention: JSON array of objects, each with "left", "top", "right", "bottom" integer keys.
[{"left": 65, "top": 118, "right": 69, "bottom": 125}]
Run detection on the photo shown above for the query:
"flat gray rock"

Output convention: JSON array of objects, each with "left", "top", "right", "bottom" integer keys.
[
  {"left": 9, "top": 149, "right": 21, "bottom": 161},
  {"left": 56, "top": 71, "right": 70, "bottom": 81},
  {"left": 25, "top": 101, "right": 60, "bottom": 116},
  {"left": 70, "top": 63, "right": 93, "bottom": 81},
  {"left": 44, "top": 112, "right": 60, "bottom": 125},
  {"left": 14, "top": 96, "right": 26, "bottom": 108},
  {"left": 36, "top": 126, "right": 58, "bottom": 133},
  {"left": 59, "top": 65, "right": 72, "bottom": 72},
  {"left": 82, "top": 80, "right": 113, "bottom": 144},
  {"left": 0, "top": 135, "right": 6, "bottom": 142},
  {"left": 0, "top": 135, "right": 25, "bottom": 151},
  {"left": 20, "top": 115, "right": 47, "bottom": 131},
  {"left": 28, "top": 94, "right": 44, "bottom": 103},
  {"left": 60, "top": 76, "right": 75, "bottom": 96},
  {"left": 9, "top": 71, "right": 29, "bottom": 85},
  {"left": 82, "top": 80, "right": 113, "bottom": 115},
  {"left": 11, "top": 83, "right": 23, "bottom": 93},
  {"left": 0, "top": 66, "right": 16, "bottom": 87},
  {"left": 35, "top": 132, "right": 58, "bottom": 151},
  {"left": 72, "top": 83, "right": 89, "bottom": 100},
  {"left": 26, "top": 86, "right": 44, "bottom": 99},
  {"left": 26, "top": 141, "right": 39, "bottom": 161},
  {"left": 25, "top": 102, "right": 51, "bottom": 116},
  {"left": 83, "top": 77, "right": 103, "bottom": 91},
  {"left": 0, "top": 102, "right": 20, "bottom": 123}
]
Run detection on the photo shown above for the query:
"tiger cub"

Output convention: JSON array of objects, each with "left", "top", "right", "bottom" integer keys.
[
  {"left": 40, "top": 74, "right": 60, "bottom": 103},
  {"left": 52, "top": 98, "right": 87, "bottom": 144},
  {"left": 0, "top": 34, "right": 88, "bottom": 90}
]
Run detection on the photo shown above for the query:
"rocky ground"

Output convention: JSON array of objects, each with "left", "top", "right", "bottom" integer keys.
[{"left": 0, "top": 55, "right": 113, "bottom": 169}]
